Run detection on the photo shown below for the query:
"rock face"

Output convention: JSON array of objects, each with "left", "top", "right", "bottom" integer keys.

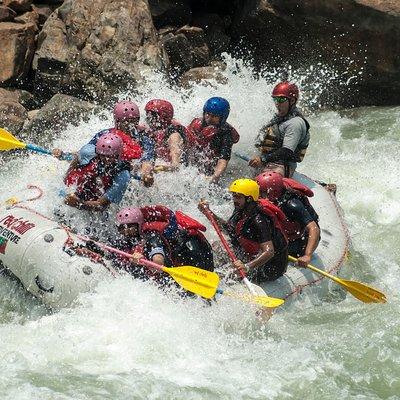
[
  {"left": 33, "top": 0, "right": 168, "bottom": 102},
  {"left": 230, "top": 0, "right": 400, "bottom": 106},
  {"left": 0, "top": 22, "right": 36, "bottom": 85},
  {"left": 23, "top": 93, "right": 103, "bottom": 145}
]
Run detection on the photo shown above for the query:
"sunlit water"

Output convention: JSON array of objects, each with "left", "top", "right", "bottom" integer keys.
[{"left": 0, "top": 57, "right": 399, "bottom": 399}]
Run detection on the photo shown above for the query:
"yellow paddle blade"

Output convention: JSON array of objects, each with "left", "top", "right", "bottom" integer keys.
[
  {"left": 0, "top": 128, "right": 26, "bottom": 151},
  {"left": 288, "top": 255, "right": 387, "bottom": 304},
  {"left": 162, "top": 265, "right": 219, "bottom": 299},
  {"left": 4, "top": 197, "right": 18, "bottom": 207},
  {"left": 335, "top": 278, "right": 387, "bottom": 304},
  {"left": 220, "top": 290, "right": 284, "bottom": 308}
]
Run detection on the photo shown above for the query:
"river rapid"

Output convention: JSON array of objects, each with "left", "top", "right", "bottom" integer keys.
[{"left": 0, "top": 58, "right": 399, "bottom": 399}]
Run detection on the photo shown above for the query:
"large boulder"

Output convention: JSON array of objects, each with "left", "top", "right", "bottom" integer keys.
[
  {"left": 33, "top": 0, "right": 168, "bottom": 102},
  {"left": 149, "top": 0, "right": 191, "bottom": 29},
  {"left": 231, "top": 0, "right": 400, "bottom": 106},
  {"left": 0, "top": 22, "right": 36, "bottom": 85},
  {"left": 23, "top": 93, "right": 103, "bottom": 145},
  {"left": 0, "top": 6, "right": 17, "bottom": 22},
  {"left": 0, "top": 100, "right": 28, "bottom": 134},
  {"left": 2, "top": 0, "right": 32, "bottom": 13}
]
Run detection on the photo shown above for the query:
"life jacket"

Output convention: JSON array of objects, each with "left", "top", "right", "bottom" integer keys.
[
  {"left": 187, "top": 118, "right": 240, "bottom": 148},
  {"left": 104, "top": 128, "right": 143, "bottom": 161},
  {"left": 256, "top": 109, "right": 310, "bottom": 162},
  {"left": 277, "top": 181, "right": 318, "bottom": 241},
  {"left": 150, "top": 120, "right": 187, "bottom": 162},
  {"left": 139, "top": 205, "right": 207, "bottom": 263},
  {"left": 234, "top": 199, "right": 288, "bottom": 256},
  {"left": 64, "top": 158, "right": 130, "bottom": 201}
]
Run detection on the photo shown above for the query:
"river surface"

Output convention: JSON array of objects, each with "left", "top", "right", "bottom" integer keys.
[{"left": 0, "top": 58, "right": 399, "bottom": 399}]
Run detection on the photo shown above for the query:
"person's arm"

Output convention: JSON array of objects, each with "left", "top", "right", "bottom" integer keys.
[
  {"left": 210, "top": 159, "right": 228, "bottom": 183},
  {"left": 167, "top": 131, "right": 184, "bottom": 169},
  {"left": 64, "top": 194, "right": 110, "bottom": 211},
  {"left": 198, "top": 200, "right": 229, "bottom": 231},
  {"left": 234, "top": 240, "right": 275, "bottom": 272},
  {"left": 297, "top": 221, "right": 320, "bottom": 267}
]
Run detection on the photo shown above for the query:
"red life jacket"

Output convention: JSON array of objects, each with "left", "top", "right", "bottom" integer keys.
[
  {"left": 150, "top": 120, "right": 187, "bottom": 161},
  {"left": 107, "top": 128, "right": 143, "bottom": 161},
  {"left": 64, "top": 158, "right": 129, "bottom": 201},
  {"left": 139, "top": 205, "right": 207, "bottom": 263},
  {"left": 277, "top": 180, "right": 315, "bottom": 241},
  {"left": 187, "top": 118, "right": 240, "bottom": 148},
  {"left": 235, "top": 199, "right": 288, "bottom": 256}
]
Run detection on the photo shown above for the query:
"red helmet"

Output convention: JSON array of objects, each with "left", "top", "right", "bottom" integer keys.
[
  {"left": 145, "top": 99, "right": 174, "bottom": 124},
  {"left": 256, "top": 171, "right": 285, "bottom": 202},
  {"left": 113, "top": 101, "right": 140, "bottom": 124},
  {"left": 272, "top": 81, "right": 299, "bottom": 101}
]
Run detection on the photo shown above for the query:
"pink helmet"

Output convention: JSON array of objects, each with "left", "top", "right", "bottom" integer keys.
[
  {"left": 95, "top": 133, "right": 123, "bottom": 157},
  {"left": 256, "top": 171, "right": 285, "bottom": 202},
  {"left": 113, "top": 101, "right": 140, "bottom": 124},
  {"left": 116, "top": 207, "right": 144, "bottom": 230}
]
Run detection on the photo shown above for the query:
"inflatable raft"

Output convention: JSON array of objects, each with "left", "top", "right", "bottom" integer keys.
[
  {"left": 260, "top": 172, "right": 350, "bottom": 301},
  {"left": 0, "top": 203, "right": 116, "bottom": 308}
]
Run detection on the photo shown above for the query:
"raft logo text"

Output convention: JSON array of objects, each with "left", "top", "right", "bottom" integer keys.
[{"left": 0, "top": 214, "right": 36, "bottom": 235}]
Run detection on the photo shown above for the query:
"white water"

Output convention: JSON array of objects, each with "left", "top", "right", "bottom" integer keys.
[{"left": 0, "top": 57, "right": 399, "bottom": 399}]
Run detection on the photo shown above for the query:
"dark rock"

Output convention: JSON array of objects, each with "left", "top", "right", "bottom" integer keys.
[
  {"left": 149, "top": 0, "right": 192, "bottom": 29},
  {"left": 160, "top": 32, "right": 193, "bottom": 74},
  {"left": 0, "top": 87, "right": 36, "bottom": 110},
  {"left": 0, "top": 22, "right": 36, "bottom": 85},
  {"left": 31, "top": 4, "right": 52, "bottom": 27},
  {"left": 23, "top": 93, "right": 103, "bottom": 145},
  {"left": 2, "top": 0, "right": 32, "bottom": 13},
  {"left": 0, "top": 100, "right": 28, "bottom": 134},
  {"left": 14, "top": 10, "right": 39, "bottom": 30},
  {"left": 0, "top": 6, "right": 17, "bottom": 22},
  {"left": 230, "top": 0, "right": 400, "bottom": 106}
]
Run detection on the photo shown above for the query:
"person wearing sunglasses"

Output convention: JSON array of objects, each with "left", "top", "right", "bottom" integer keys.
[{"left": 249, "top": 81, "right": 310, "bottom": 178}]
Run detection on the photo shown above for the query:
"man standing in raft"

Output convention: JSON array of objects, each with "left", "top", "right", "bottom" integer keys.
[
  {"left": 187, "top": 97, "right": 239, "bottom": 184},
  {"left": 249, "top": 82, "right": 310, "bottom": 178},
  {"left": 53, "top": 101, "right": 155, "bottom": 187},
  {"left": 199, "top": 179, "right": 288, "bottom": 283},
  {"left": 144, "top": 99, "right": 187, "bottom": 171},
  {"left": 63, "top": 133, "right": 131, "bottom": 211},
  {"left": 256, "top": 171, "right": 320, "bottom": 267}
]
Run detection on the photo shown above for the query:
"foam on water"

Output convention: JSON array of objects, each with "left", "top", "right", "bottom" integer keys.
[{"left": 0, "top": 56, "right": 399, "bottom": 399}]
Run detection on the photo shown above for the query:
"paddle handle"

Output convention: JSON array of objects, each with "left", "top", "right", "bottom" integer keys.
[
  {"left": 202, "top": 208, "right": 251, "bottom": 283},
  {"left": 233, "top": 152, "right": 250, "bottom": 162},
  {"left": 26, "top": 144, "right": 74, "bottom": 161},
  {"left": 76, "top": 234, "right": 163, "bottom": 272}
]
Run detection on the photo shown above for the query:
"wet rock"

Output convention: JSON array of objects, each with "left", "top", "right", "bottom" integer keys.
[
  {"left": 0, "top": 100, "right": 28, "bottom": 134},
  {"left": 33, "top": 0, "right": 168, "bottom": 103},
  {"left": 230, "top": 0, "right": 400, "bottom": 106},
  {"left": 31, "top": 4, "right": 52, "bottom": 28},
  {"left": 160, "top": 33, "right": 193, "bottom": 74},
  {"left": 14, "top": 10, "right": 39, "bottom": 30},
  {"left": 0, "top": 88, "right": 36, "bottom": 110},
  {"left": 180, "top": 63, "right": 227, "bottom": 88},
  {"left": 23, "top": 93, "right": 103, "bottom": 145},
  {"left": 0, "top": 22, "right": 36, "bottom": 85},
  {"left": 2, "top": 0, "right": 32, "bottom": 13},
  {"left": 0, "top": 6, "right": 17, "bottom": 22},
  {"left": 176, "top": 25, "right": 210, "bottom": 67},
  {"left": 149, "top": 0, "right": 191, "bottom": 29}
]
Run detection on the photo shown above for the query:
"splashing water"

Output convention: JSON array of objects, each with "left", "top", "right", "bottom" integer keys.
[{"left": 0, "top": 56, "right": 399, "bottom": 399}]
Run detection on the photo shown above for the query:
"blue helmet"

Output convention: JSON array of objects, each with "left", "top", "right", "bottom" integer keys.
[{"left": 203, "top": 97, "right": 230, "bottom": 124}]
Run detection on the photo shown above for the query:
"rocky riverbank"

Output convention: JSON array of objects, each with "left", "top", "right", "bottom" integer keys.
[{"left": 1, "top": 0, "right": 399, "bottom": 137}]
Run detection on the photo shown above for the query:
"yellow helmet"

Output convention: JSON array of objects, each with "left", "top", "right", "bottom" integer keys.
[{"left": 229, "top": 179, "right": 259, "bottom": 201}]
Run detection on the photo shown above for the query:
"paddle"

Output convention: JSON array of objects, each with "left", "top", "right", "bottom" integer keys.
[
  {"left": 200, "top": 206, "right": 284, "bottom": 307},
  {"left": 233, "top": 152, "right": 250, "bottom": 162},
  {"left": 76, "top": 234, "right": 219, "bottom": 299},
  {"left": 0, "top": 128, "right": 73, "bottom": 160},
  {"left": 288, "top": 255, "right": 387, "bottom": 304}
]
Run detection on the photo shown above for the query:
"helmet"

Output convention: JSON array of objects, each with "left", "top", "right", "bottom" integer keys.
[
  {"left": 272, "top": 81, "right": 299, "bottom": 101},
  {"left": 229, "top": 179, "right": 259, "bottom": 201},
  {"left": 145, "top": 99, "right": 174, "bottom": 124},
  {"left": 113, "top": 101, "right": 140, "bottom": 124},
  {"left": 203, "top": 97, "right": 230, "bottom": 124},
  {"left": 95, "top": 133, "right": 123, "bottom": 157},
  {"left": 116, "top": 207, "right": 144, "bottom": 230},
  {"left": 255, "top": 172, "right": 285, "bottom": 202}
]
